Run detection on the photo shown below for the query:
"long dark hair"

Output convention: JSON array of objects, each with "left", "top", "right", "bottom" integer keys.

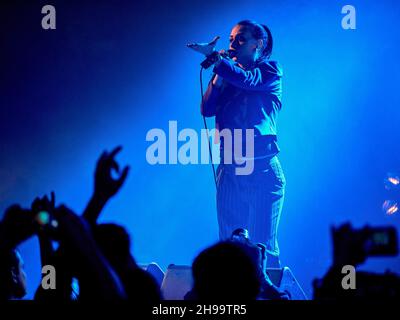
[{"left": 237, "top": 20, "right": 273, "bottom": 60}]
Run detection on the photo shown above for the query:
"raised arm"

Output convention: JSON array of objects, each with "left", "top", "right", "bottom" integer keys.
[
  {"left": 31, "top": 193, "right": 57, "bottom": 267},
  {"left": 213, "top": 57, "right": 282, "bottom": 92},
  {"left": 54, "top": 205, "right": 126, "bottom": 300},
  {"left": 31, "top": 193, "right": 76, "bottom": 301},
  {"left": 82, "top": 146, "right": 129, "bottom": 226},
  {"left": 187, "top": 36, "right": 223, "bottom": 117}
]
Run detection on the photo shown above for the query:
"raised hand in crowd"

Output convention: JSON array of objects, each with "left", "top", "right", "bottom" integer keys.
[
  {"left": 31, "top": 192, "right": 56, "bottom": 266},
  {"left": 83, "top": 146, "right": 130, "bottom": 225}
]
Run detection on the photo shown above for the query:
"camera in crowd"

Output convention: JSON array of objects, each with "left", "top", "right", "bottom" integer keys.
[
  {"left": 313, "top": 223, "right": 400, "bottom": 299},
  {"left": 332, "top": 224, "right": 398, "bottom": 265}
]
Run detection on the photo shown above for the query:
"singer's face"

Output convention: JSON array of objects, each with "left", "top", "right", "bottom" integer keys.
[{"left": 229, "top": 25, "right": 258, "bottom": 64}]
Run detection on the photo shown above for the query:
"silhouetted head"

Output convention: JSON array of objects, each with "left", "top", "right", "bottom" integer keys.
[
  {"left": 93, "top": 223, "right": 132, "bottom": 268},
  {"left": 192, "top": 241, "right": 261, "bottom": 300},
  {"left": 0, "top": 249, "right": 27, "bottom": 299},
  {"left": 93, "top": 223, "right": 161, "bottom": 302},
  {"left": 229, "top": 20, "right": 273, "bottom": 67}
]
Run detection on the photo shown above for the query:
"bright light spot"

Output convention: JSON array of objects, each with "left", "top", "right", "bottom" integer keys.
[
  {"left": 384, "top": 172, "right": 400, "bottom": 190},
  {"left": 35, "top": 211, "right": 50, "bottom": 226},
  {"left": 388, "top": 177, "right": 400, "bottom": 185},
  {"left": 387, "top": 205, "right": 398, "bottom": 215},
  {"left": 382, "top": 200, "right": 398, "bottom": 215}
]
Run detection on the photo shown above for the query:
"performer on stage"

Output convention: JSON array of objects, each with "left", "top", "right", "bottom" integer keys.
[{"left": 188, "top": 20, "right": 285, "bottom": 268}]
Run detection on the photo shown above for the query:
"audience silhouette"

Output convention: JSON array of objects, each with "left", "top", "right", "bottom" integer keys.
[{"left": 3, "top": 146, "right": 396, "bottom": 302}]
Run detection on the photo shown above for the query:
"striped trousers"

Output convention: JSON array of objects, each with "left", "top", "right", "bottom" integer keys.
[{"left": 216, "top": 156, "right": 286, "bottom": 259}]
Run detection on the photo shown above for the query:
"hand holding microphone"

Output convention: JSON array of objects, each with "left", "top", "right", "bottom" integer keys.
[
  {"left": 187, "top": 36, "right": 236, "bottom": 70},
  {"left": 187, "top": 36, "right": 223, "bottom": 69}
]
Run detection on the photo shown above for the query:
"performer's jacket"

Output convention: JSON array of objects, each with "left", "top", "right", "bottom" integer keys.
[{"left": 201, "top": 57, "right": 283, "bottom": 162}]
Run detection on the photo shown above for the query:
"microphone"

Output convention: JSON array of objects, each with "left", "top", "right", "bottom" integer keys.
[{"left": 200, "top": 49, "right": 234, "bottom": 69}]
